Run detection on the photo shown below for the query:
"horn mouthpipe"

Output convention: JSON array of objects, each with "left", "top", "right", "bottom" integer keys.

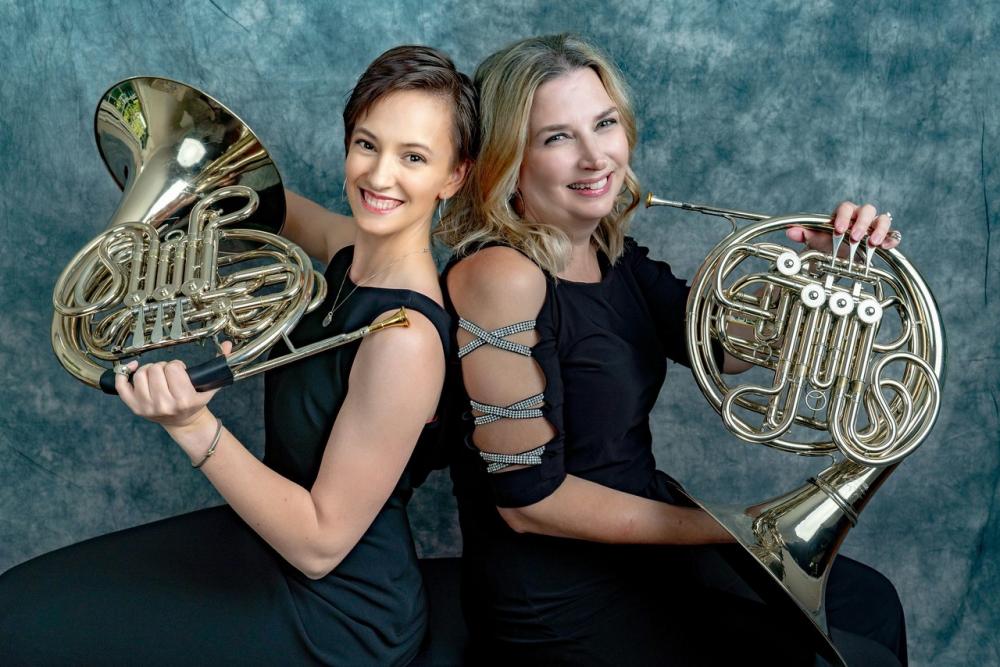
[
  {"left": 645, "top": 192, "right": 770, "bottom": 223},
  {"left": 232, "top": 308, "right": 410, "bottom": 382}
]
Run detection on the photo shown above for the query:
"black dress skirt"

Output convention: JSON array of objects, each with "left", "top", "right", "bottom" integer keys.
[
  {"left": 0, "top": 245, "right": 452, "bottom": 666},
  {"left": 442, "top": 238, "right": 907, "bottom": 666}
]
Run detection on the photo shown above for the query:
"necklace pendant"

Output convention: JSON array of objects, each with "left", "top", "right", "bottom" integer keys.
[{"left": 322, "top": 310, "right": 333, "bottom": 327}]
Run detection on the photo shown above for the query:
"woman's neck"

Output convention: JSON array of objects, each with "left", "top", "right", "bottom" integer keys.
[
  {"left": 557, "top": 223, "right": 601, "bottom": 283},
  {"left": 350, "top": 226, "right": 434, "bottom": 288}
]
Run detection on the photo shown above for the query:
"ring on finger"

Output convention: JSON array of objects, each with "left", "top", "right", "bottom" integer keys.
[{"left": 887, "top": 229, "right": 902, "bottom": 242}]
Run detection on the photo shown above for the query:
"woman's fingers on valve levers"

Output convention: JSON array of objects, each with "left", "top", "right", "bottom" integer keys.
[{"left": 786, "top": 200, "right": 901, "bottom": 253}]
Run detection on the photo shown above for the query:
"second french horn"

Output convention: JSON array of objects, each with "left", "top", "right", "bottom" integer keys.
[{"left": 646, "top": 194, "right": 944, "bottom": 666}]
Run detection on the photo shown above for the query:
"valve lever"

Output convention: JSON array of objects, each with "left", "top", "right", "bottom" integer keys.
[
  {"left": 170, "top": 299, "right": 184, "bottom": 340},
  {"left": 151, "top": 303, "right": 165, "bottom": 344}
]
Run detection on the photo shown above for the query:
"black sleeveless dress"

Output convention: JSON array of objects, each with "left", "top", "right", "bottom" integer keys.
[
  {"left": 0, "top": 245, "right": 451, "bottom": 666},
  {"left": 443, "top": 238, "right": 907, "bottom": 666}
]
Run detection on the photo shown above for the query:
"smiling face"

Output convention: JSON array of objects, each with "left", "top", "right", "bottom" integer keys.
[
  {"left": 518, "top": 67, "right": 630, "bottom": 239},
  {"left": 345, "top": 89, "right": 467, "bottom": 239}
]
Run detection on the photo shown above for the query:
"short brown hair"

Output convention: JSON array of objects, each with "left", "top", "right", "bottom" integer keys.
[{"left": 343, "top": 45, "right": 478, "bottom": 165}]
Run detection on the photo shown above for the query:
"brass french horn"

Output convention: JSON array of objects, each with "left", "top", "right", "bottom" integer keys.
[
  {"left": 646, "top": 194, "right": 944, "bottom": 666},
  {"left": 52, "top": 77, "right": 406, "bottom": 394}
]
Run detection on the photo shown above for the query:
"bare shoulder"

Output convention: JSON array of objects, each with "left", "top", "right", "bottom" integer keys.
[
  {"left": 355, "top": 308, "right": 444, "bottom": 367},
  {"left": 345, "top": 308, "right": 444, "bottom": 422},
  {"left": 447, "top": 246, "right": 546, "bottom": 318}
]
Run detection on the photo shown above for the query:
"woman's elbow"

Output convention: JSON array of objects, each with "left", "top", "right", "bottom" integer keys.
[
  {"left": 497, "top": 506, "right": 537, "bottom": 534},
  {"left": 291, "top": 547, "right": 348, "bottom": 581},
  {"left": 297, "top": 559, "right": 342, "bottom": 581},
  {"left": 497, "top": 507, "right": 528, "bottom": 533}
]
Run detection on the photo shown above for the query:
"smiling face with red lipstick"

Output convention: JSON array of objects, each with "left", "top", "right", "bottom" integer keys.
[
  {"left": 518, "top": 67, "right": 630, "bottom": 243},
  {"left": 345, "top": 89, "right": 467, "bottom": 241}
]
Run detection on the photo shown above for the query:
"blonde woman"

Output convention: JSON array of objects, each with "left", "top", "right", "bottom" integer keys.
[
  {"left": 438, "top": 34, "right": 906, "bottom": 665},
  {"left": 0, "top": 46, "right": 474, "bottom": 666}
]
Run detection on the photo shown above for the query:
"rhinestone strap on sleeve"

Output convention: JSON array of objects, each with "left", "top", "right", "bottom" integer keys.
[
  {"left": 457, "top": 318, "right": 536, "bottom": 358},
  {"left": 479, "top": 444, "right": 546, "bottom": 473},
  {"left": 470, "top": 393, "right": 545, "bottom": 426}
]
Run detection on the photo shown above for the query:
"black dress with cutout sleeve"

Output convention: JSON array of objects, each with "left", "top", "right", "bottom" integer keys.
[{"left": 442, "top": 238, "right": 907, "bottom": 666}]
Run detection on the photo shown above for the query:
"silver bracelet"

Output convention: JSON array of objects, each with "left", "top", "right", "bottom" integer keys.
[{"left": 192, "top": 418, "right": 224, "bottom": 469}]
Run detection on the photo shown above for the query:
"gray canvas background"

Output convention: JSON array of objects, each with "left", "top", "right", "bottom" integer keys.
[{"left": 1, "top": 1, "right": 996, "bottom": 664}]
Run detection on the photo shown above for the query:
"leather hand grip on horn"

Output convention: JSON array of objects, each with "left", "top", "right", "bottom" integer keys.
[{"left": 98, "top": 356, "right": 235, "bottom": 395}]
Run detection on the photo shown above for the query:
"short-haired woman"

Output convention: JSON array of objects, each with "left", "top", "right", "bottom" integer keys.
[{"left": 0, "top": 45, "right": 476, "bottom": 666}]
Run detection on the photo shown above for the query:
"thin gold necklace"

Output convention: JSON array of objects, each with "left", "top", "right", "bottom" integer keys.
[{"left": 322, "top": 247, "right": 430, "bottom": 327}]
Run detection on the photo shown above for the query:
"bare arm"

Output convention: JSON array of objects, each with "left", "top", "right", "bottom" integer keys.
[
  {"left": 282, "top": 189, "right": 356, "bottom": 264},
  {"left": 499, "top": 475, "right": 730, "bottom": 544},
  {"left": 117, "top": 311, "right": 445, "bottom": 579},
  {"left": 449, "top": 247, "right": 731, "bottom": 546}
]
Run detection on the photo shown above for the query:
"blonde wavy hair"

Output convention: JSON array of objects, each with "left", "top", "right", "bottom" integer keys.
[{"left": 436, "top": 34, "right": 641, "bottom": 275}]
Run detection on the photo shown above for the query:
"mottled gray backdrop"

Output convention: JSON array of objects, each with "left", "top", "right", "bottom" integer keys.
[{"left": 0, "top": 1, "right": 996, "bottom": 665}]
